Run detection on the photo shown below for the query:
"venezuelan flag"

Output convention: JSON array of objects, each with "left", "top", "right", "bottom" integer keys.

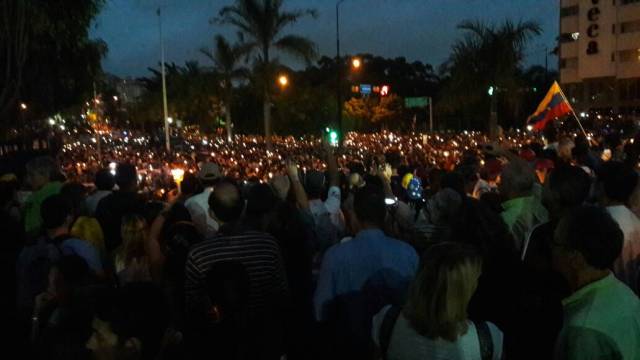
[{"left": 527, "top": 81, "right": 573, "bottom": 131}]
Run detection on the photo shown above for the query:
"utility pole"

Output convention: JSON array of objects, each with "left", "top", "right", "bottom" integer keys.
[
  {"left": 336, "top": 0, "right": 345, "bottom": 144},
  {"left": 93, "top": 82, "right": 101, "bottom": 163},
  {"left": 158, "top": 6, "right": 170, "bottom": 153}
]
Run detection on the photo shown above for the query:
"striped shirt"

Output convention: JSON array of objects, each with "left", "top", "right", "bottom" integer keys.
[{"left": 185, "top": 230, "right": 288, "bottom": 318}]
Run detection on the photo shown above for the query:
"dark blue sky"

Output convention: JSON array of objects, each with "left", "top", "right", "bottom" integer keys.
[{"left": 90, "top": 0, "right": 559, "bottom": 77}]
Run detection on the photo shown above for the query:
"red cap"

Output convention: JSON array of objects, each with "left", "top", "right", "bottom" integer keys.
[
  {"left": 481, "top": 158, "right": 503, "bottom": 181},
  {"left": 519, "top": 149, "right": 536, "bottom": 162}
]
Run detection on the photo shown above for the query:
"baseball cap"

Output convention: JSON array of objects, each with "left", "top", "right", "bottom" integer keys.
[{"left": 198, "top": 162, "right": 221, "bottom": 181}]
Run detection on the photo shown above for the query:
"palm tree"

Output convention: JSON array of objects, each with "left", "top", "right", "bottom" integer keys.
[
  {"left": 441, "top": 20, "right": 541, "bottom": 134},
  {"left": 217, "top": 0, "right": 318, "bottom": 146},
  {"left": 201, "top": 35, "right": 250, "bottom": 142}
]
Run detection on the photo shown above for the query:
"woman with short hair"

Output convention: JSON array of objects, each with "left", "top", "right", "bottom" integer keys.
[{"left": 372, "top": 242, "right": 503, "bottom": 360}]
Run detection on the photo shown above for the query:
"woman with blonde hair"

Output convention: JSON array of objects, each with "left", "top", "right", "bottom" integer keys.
[
  {"left": 70, "top": 216, "right": 106, "bottom": 256},
  {"left": 114, "top": 214, "right": 151, "bottom": 284},
  {"left": 373, "top": 242, "right": 503, "bottom": 360}
]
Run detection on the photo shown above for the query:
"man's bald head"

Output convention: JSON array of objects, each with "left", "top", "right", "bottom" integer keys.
[{"left": 208, "top": 180, "right": 244, "bottom": 223}]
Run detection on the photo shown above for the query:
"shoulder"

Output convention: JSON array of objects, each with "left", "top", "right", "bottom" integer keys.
[
  {"left": 556, "top": 326, "right": 622, "bottom": 360},
  {"left": 385, "top": 235, "right": 418, "bottom": 258}
]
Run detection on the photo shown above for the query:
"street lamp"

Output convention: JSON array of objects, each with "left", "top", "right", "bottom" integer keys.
[
  {"left": 336, "top": 0, "right": 347, "bottom": 146},
  {"left": 167, "top": 117, "right": 174, "bottom": 124},
  {"left": 19, "top": 102, "right": 27, "bottom": 110},
  {"left": 278, "top": 74, "right": 289, "bottom": 88},
  {"left": 113, "top": 95, "right": 119, "bottom": 101},
  {"left": 352, "top": 57, "right": 361, "bottom": 70}
]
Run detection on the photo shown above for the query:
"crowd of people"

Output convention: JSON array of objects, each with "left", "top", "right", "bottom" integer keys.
[{"left": 1, "top": 125, "right": 640, "bottom": 360}]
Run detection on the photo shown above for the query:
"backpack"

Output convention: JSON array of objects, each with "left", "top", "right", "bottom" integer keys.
[{"left": 378, "top": 306, "right": 494, "bottom": 360}]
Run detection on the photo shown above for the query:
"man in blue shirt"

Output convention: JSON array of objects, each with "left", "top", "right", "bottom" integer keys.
[{"left": 314, "top": 184, "right": 418, "bottom": 358}]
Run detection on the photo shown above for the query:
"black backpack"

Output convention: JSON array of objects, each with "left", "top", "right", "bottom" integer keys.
[{"left": 378, "top": 306, "right": 494, "bottom": 360}]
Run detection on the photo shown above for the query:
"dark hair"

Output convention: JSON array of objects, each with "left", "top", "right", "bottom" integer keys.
[
  {"left": 95, "top": 169, "right": 115, "bottom": 191},
  {"left": 597, "top": 161, "right": 638, "bottom": 203},
  {"left": 441, "top": 171, "right": 465, "bottom": 197},
  {"left": 41, "top": 194, "right": 73, "bottom": 230},
  {"left": 180, "top": 172, "right": 202, "bottom": 195},
  {"left": 208, "top": 179, "right": 244, "bottom": 223},
  {"left": 558, "top": 205, "right": 623, "bottom": 270},
  {"left": 246, "top": 183, "right": 276, "bottom": 218},
  {"left": 115, "top": 163, "right": 137, "bottom": 191},
  {"left": 548, "top": 165, "right": 591, "bottom": 210},
  {"left": 354, "top": 184, "right": 386, "bottom": 227},
  {"left": 60, "top": 182, "right": 88, "bottom": 217}
]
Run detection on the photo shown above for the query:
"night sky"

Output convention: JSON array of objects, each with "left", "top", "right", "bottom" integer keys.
[{"left": 90, "top": 0, "right": 559, "bottom": 77}]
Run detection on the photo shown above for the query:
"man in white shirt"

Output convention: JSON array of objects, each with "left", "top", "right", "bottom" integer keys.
[
  {"left": 185, "top": 162, "right": 221, "bottom": 239},
  {"left": 305, "top": 149, "right": 345, "bottom": 254},
  {"left": 597, "top": 161, "right": 640, "bottom": 294}
]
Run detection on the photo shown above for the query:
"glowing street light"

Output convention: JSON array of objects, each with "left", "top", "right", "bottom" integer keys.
[
  {"left": 352, "top": 57, "right": 361, "bottom": 69},
  {"left": 19, "top": 102, "right": 27, "bottom": 110},
  {"left": 113, "top": 95, "right": 119, "bottom": 101},
  {"left": 167, "top": 117, "right": 174, "bottom": 124},
  {"left": 278, "top": 74, "right": 289, "bottom": 87}
]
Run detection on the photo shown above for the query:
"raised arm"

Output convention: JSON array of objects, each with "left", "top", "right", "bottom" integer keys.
[{"left": 286, "top": 159, "right": 309, "bottom": 210}]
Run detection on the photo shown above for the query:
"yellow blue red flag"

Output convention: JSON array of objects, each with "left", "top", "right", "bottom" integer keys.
[{"left": 527, "top": 81, "right": 573, "bottom": 131}]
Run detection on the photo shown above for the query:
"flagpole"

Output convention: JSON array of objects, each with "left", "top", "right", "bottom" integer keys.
[{"left": 557, "top": 85, "right": 589, "bottom": 140}]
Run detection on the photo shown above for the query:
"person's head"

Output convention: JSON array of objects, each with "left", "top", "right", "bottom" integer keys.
[
  {"left": 95, "top": 169, "right": 115, "bottom": 192},
  {"left": 424, "top": 188, "right": 462, "bottom": 226},
  {"left": 596, "top": 161, "right": 638, "bottom": 206},
  {"left": 208, "top": 179, "right": 244, "bottom": 225},
  {"left": 115, "top": 163, "right": 137, "bottom": 192},
  {"left": 498, "top": 160, "right": 536, "bottom": 200},
  {"left": 557, "top": 137, "right": 575, "bottom": 162},
  {"left": 71, "top": 217, "right": 105, "bottom": 254},
  {"left": 164, "top": 222, "right": 202, "bottom": 282},
  {"left": 404, "top": 242, "right": 482, "bottom": 341},
  {"left": 353, "top": 184, "right": 386, "bottom": 229},
  {"left": 61, "top": 182, "right": 88, "bottom": 217},
  {"left": 553, "top": 205, "right": 623, "bottom": 290},
  {"left": 198, "top": 162, "right": 221, "bottom": 188},
  {"left": 41, "top": 194, "right": 74, "bottom": 234},
  {"left": 180, "top": 172, "right": 202, "bottom": 196},
  {"left": 542, "top": 165, "right": 591, "bottom": 219},
  {"left": 245, "top": 183, "right": 276, "bottom": 228},
  {"left": 120, "top": 214, "right": 147, "bottom": 265},
  {"left": 26, "top": 156, "right": 57, "bottom": 190}
]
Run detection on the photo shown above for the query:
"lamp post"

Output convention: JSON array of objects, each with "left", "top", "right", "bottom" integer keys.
[
  {"left": 158, "top": 5, "right": 170, "bottom": 153},
  {"left": 336, "top": 0, "right": 346, "bottom": 144}
]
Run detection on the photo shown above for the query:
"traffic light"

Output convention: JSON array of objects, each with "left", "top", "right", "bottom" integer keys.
[
  {"left": 325, "top": 127, "right": 339, "bottom": 147},
  {"left": 380, "top": 85, "right": 390, "bottom": 96}
]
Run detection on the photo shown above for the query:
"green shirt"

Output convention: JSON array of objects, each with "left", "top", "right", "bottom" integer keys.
[
  {"left": 555, "top": 273, "right": 640, "bottom": 360},
  {"left": 501, "top": 195, "right": 548, "bottom": 253},
  {"left": 24, "top": 181, "right": 62, "bottom": 236}
]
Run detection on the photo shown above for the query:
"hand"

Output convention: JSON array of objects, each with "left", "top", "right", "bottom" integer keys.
[{"left": 285, "top": 159, "right": 299, "bottom": 181}]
